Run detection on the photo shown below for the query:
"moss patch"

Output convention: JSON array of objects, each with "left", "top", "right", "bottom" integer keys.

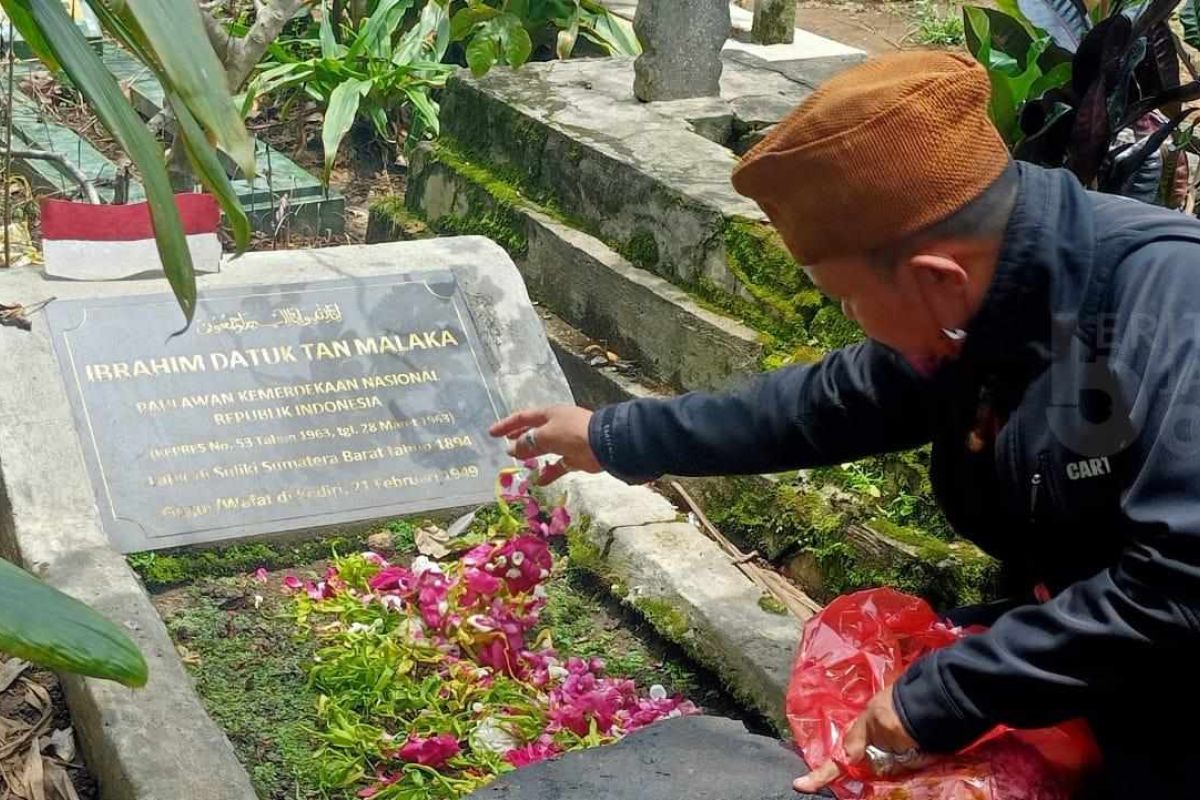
[
  {"left": 130, "top": 534, "right": 371, "bottom": 592},
  {"left": 153, "top": 574, "right": 338, "bottom": 800},
  {"left": 684, "top": 474, "right": 995, "bottom": 609},
  {"left": 366, "top": 196, "right": 430, "bottom": 242},
  {"left": 620, "top": 228, "right": 660, "bottom": 271}
]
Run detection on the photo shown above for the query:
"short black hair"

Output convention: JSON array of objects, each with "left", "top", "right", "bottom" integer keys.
[{"left": 868, "top": 162, "right": 1018, "bottom": 269}]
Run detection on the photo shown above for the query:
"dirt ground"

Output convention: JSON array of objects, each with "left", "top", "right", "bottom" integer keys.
[{"left": 733, "top": 0, "right": 971, "bottom": 56}]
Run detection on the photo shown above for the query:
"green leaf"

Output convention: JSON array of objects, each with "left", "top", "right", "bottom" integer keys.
[
  {"left": 404, "top": 84, "right": 440, "bottom": 138},
  {"left": 965, "top": 6, "right": 993, "bottom": 64},
  {"left": 1183, "top": 0, "right": 1200, "bottom": 50},
  {"left": 0, "top": 0, "right": 59, "bottom": 69},
  {"left": 497, "top": 14, "right": 533, "bottom": 65},
  {"left": 107, "top": 0, "right": 256, "bottom": 178},
  {"left": 466, "top": 33, "right": 498, "bottom": 75},
  {"left": 1028, "top": 59, "right": 1073, "bottom": 97},
  {"left": 320, "top": 2, "right": 340, "bottom": 58},
  {"left": 0, "top": 559, "right": 147, "bottom": 688},
  {"left": 169, "top": 94, "right": 251, "bottom": 254},
  {"left": 29, "top": 0, "right": 196, "bottom": 321},
  {"left": 579, "top": 3, "right": 640, "bottom": 55},
  {"left": 451, "top": 6, "right": 499, "bottom": 40},
  {"left": 348, "top": 0, "right": 413, "bottom": 59},
  {"left": 396, "top": 0, "right": 451, "bottom": 64},
  {"left": 322, "top": 77, "right": 371, "bottom": 182}
]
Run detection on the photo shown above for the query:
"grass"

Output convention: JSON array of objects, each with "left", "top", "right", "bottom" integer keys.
[
  {"left": 147, "top": 515, "right": 759, "bottom": 800},
  {"left": 154, "top": 574, "right": 345, "bottom": 800},
  {"left": 910, "top": 0, "right": 966, "bottom": 46}
]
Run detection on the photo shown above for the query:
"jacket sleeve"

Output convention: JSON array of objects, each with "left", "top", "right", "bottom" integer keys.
[
  {"left": 587, "top": 340, "right": 933, "bottom": 482},
  {"left": 894, "top": 245, "right": 1200, "bottom": 752}
]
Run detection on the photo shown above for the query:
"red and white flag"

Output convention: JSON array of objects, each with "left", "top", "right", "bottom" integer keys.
[{"left": 40, "top": 193, "right": 222, "bottom": 280}]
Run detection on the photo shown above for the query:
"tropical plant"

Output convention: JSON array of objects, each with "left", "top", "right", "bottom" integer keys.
[
  {"left": 0, "top": 557, "right": 148, "bottom": 687},
  {"left": 249, "top": 0, "right": 457, "bottom": 180},
  {"left": 1, "top": 0, "right": 255, "bottom": 321},
  {"left": 964, "top": 0, "right": 1200, "bottom": 205},
  {"left": 247, "top": 0, "right": 639, "bottom": 181}
]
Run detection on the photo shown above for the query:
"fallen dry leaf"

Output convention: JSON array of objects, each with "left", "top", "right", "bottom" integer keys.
[
  {"left": 46, "top": 763, "right": 79, "bottom": 800},
  {"left": 0, "top": 661, "right": 29, "bottom": 694},
  {"left": 415, "top": 525, "right": 452, "bottom": 560},
  {"left": 21, "top": 739, "right": 45, "bottom": 800},
  {"left": 175, "top": 645, "right": 201, "bottom": 668}
]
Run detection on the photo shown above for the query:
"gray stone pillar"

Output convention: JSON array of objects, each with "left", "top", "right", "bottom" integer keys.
[
  {"left": 633, "top": 0, "right": 730, "bottom": 102},
  {"left": 752, "top": 0, "right": 796, "bottom": 44}
]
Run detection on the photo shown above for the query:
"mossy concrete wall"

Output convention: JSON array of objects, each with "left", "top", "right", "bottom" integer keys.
[
  {"left": 401, "top": 143, "right": 766, "bottom": 393},
  {"left": 671, "top": 475, "right": 998, "bottom": 610}
]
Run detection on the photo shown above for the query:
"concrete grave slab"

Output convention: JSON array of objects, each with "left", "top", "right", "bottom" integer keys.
[
  {"left": 466, "top": 715, "right": 820, "bottom": 800},
  {"left": 0, "top": 238, "right": 571, "bottom": 798}
]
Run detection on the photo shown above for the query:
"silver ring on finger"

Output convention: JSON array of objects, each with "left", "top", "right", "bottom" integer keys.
[
  {"left": 522, "top": 429, "right": 538, "bottom": 454},
  {"left": 864, "top": 745, "right": 921, "bottom": 777}
]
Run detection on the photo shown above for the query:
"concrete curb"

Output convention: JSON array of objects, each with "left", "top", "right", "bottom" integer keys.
[{"left": 552, "top": 472, "right": 808, "bottom": 731}]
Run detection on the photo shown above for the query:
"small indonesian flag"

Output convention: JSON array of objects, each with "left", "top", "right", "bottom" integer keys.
[{"left": 40, "top": 193, "right": 222, "bottom": 281}]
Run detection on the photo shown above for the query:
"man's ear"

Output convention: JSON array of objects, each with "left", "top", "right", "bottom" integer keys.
[
  {"left": 906, "top": 253, "right": 969, "bottom": 290},
  {"left": 904, "top": 252, "right": 971, "bottom": 329}
]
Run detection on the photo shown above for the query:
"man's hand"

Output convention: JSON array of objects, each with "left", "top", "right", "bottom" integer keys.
[
  {"left": 794, "top": 687, "right": 920, "bottom": 794},
  {"left": 489, "top": 406, "right": 602, "bottom": 485}
]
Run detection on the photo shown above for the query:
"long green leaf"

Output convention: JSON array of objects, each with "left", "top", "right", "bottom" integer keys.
[
  {"left": 404, "top": 84, "right": 440, "bottom": 137},
  {"left": 26, "top": 0, "right": 197, "bottom": 321},
  {"left": 169, "top": 94, "right": 251, "bottom": 253},
  {"left": 348, "top": 0, "right": 410, "bottom": 59},
  {"left": 320, "top": 1, "right": 339, "bottom": 58},
  {"left": 1029, "top": 60, "right": 1074, "bottom": 96},
  {"left": 579, "top": 1, "right": 640, "bottom": 55},
  {"left": 322, "top": 77, "right": 371, "bottom": 181},
  {"left": 104, "top": 0, "right": 255, "bottom": 177},
  {"left": 0, "top": 559, "right": 147, "bottom": 688},
  {"left": 1183, "top": 0, "right": 1200, "bottom": 50},
  {"left": 0, "top": 0, "right": 59, "bottom": 69}
]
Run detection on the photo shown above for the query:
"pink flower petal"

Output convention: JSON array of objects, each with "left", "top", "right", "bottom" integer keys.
[
  {"left": 252, "top": 567, "right": 269, "bottom": 583},
  {"left": 396, "top": 734, "right": 460, "bottom": 768}
]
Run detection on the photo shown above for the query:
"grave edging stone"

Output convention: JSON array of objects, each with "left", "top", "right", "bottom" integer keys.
[{"left": 549, "top": 472, "right": 809, "bottom": 732}]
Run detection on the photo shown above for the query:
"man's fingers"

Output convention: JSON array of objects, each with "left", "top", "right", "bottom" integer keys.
[
  {"left": 507, "top": 427, "right": 546, "bottom": 460},
  {"left": 490, "top": 409, "right": 550, "bottom": 438},
  {"left": 793, "top": 760, "right": 840, "bottom": 794},
  {"left": 535, "top": 459, "right": 572, "bottom": 486},
  {"left": 842, "top": 715, "right": 869, "bottom": 764}
]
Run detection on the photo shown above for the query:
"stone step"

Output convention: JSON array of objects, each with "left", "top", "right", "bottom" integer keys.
[
  {"left": 556, "top": 471, "right": 809, "bottom": 730},
  {"left": 439, "top": 56, "right": 802, "bottom": 295},
  {"left": 393, "top": 141, "right": 766, "bottom": 394}
]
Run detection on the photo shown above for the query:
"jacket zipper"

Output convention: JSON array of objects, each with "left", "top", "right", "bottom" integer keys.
[
  {"left": 1029, "top": 472, "right": 1042, "bottom": 524},
  {"left": 1029, "top": 452, "right": 1049, "bottom": 524}
]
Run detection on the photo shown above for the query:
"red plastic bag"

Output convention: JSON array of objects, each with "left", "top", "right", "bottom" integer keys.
[{"left": 787, "top": 588, "right": 1100, "bottom": 800}]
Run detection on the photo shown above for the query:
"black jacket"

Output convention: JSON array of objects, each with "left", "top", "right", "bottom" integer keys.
[{"left": 588, "top": 163, "right": 1200, "bottom": 795}]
